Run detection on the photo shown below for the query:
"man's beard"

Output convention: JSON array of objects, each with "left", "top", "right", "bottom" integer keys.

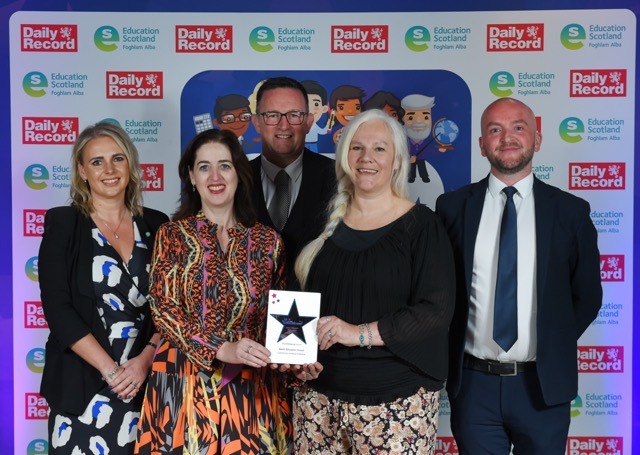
[
  {"left": 486, "top": 144, "right": 535, "bottom": 175},
  {"left": 404, "top": 123, "right": 431, "bottom": 142}
]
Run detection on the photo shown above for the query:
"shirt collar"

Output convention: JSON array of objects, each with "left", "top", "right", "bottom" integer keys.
[
  {"left": 261, "top": 152, "right": 304, "bottom": 184},
  {"left": 488, "top": 172, "right": 534, "bottom": 199}
]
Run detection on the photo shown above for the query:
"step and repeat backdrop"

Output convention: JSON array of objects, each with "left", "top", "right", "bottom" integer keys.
[{"left": 9, "top": 8, "right": 635, "bottom": 455}]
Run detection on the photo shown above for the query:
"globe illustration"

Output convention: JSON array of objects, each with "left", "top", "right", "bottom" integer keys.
[{"left": 433, "top": 118, "right": 459, "bottom": 147}]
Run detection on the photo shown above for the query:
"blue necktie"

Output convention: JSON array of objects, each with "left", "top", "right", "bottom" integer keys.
[{"left": 493, "top": 186, "right": 518, "bottom": 351}]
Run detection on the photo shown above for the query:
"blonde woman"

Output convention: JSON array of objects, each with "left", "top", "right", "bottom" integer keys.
[
  {"left": 39, "top": 121, "right": 168, "bottom": 453},
  {"left": 293, "top": 109, "right": 456, "bottom": 454}
]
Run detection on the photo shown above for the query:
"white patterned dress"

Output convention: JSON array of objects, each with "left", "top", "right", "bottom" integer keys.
[{"left": 48, "top": 221, "right": 151, "bottom": 455}]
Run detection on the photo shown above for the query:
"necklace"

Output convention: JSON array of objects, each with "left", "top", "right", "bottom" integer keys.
[{"left": 96, "top": 210, "right": 127, "bottom": 239}]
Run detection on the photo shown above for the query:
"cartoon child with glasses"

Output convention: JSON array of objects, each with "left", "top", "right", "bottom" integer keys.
[{"left": 213, "top": 94, "right": 253, "bottom": 149}]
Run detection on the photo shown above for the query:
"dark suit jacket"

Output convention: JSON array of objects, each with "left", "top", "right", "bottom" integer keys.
[
  {"left": 39, "top": 205, "right": 168, "bottom": 415},
  {"left": 251, "top": 149, "right": 336, "bottom": 287},
  {"left": 435, "top": 175, "right": 602, "bottom": 406}
]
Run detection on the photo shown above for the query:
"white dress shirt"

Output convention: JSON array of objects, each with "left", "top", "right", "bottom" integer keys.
[{"left": 466, "top": 173, "right": 538, "bottom": 362}]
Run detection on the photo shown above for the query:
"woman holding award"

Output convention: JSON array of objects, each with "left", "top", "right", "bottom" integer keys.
[
  {"left": 294, "top": 109, "right": 456, "bottom": 454},
  {"left": 135, "top": 129, "right": 313, "bottom": 454}
]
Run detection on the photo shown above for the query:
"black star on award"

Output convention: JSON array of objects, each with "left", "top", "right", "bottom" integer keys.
[{"left": 266, "top": 290, "right": 320, "bottom": 364}]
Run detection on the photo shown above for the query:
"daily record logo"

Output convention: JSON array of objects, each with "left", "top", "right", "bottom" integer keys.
[
  {"left": 331, "top": 25, "right": 388, "bottom": 53},
  {"left": 577, "top": 346, "right": 623, "bottom": 373},
  {"left": 25, "top": 393, "right": 48, "bottom": 419},
  {"left": 106, "top": 71, "right": 163, "bottom": 99},
  {"left": 570, "top": 69, "right": 626, "bottom": 97},
  {"left": 567, "top": 436, "right": 622, "bottom": 455},
  {"left": 24, "top": 164, "right": 71, "bottom": 190},
  {"left": 141, "top": 163, "right": 164, "bottom": 191},
  {"left": 569, "top": 162, "right": 625, "bottom": 190},
  {"left": 405, "top": 26, "right": 430, "bottom": 52},
  {"left": 24, "top": 209, "right": 46, "bottom": 236},
  {"left": 94, "top": 25, "right": 120, "bottom": 52},
  {"left": 25, "top": 301, "right": 48, "bottom": 329},
  {"left": 600, "top": 255, "right": 624, "bottom": 282},
  {"left": 486, "top": 23, "right": 543, "bottom": 51},
  {"left": 435, "top": 436, "right": 458, "bottom": 455},
  {"left": 22, "top": 117, "right": 79, "bottom": 145},
  {"left": 21, "top": 24, "right": 77, "bottom": 52},
  {"left": 176, "top": 25, "right": 232, "bottom": 52}
]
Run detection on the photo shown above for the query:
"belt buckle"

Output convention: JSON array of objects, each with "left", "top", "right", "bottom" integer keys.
[{"left": 499, "top": 361, "right": 518, "bottom": 376}]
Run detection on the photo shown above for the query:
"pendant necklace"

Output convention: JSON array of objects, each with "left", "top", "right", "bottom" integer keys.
[{"left": 97, "top": 210, "right": 127, "bottom": 239}]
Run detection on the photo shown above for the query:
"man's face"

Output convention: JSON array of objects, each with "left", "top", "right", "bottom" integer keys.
[
  {"left": 479, "top": 99, "right": 541, "bottom": 177},
  {"left": 252, "top": 87, "right": 313, "bottom": 167},
  {"left": 308, "top": 94, "right": 328, "bottom": 123},
  {"left": 215, "top": 107, "right": 252, "bottom": 137},
  {"left": 402, "top": 108, "right": 432, "bottom": 142},
  {"left": 334, "top": 98, "right": 361, "bottom": 126}
]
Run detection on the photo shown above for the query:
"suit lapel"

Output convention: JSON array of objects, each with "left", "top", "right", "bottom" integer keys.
[
  {"left": 464, "top": 177, "right": 488, "bottom": 292},
  {"left": 533, "top": 177, "right": 554, "bottom": 299}
]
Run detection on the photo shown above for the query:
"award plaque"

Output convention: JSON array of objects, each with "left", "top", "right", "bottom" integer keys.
[{"left": 265, "top": 289, "right": 320, "bottom": 364}]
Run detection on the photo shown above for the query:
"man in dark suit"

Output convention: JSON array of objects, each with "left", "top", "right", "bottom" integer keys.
[
  {"left": 436, "top": 97, "right": 602, "bottom": 454},
  {"left": 251, "top": 77, "right": 336, "bottom": 286}
]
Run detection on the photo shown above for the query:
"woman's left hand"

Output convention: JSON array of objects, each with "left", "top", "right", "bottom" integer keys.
[
  {"left": 317, "top": 315, "right": 359, "bottom": 350},
  {"left": 109, "top": 355, "right": 149, "bottom": 400}
]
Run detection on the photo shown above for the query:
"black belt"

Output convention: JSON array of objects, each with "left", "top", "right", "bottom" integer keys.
[{"left": 463, "top": 354, "right": 536, "bottom": 376}]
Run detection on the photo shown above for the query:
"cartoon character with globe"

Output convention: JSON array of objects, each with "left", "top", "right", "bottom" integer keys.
[{"left": 401, "top": 94, "right": 459, "bottom": 184}]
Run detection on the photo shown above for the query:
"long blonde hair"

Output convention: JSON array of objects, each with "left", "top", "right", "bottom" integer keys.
[{"left": 295, "top": 109, "right": 410, "bottom": 289}]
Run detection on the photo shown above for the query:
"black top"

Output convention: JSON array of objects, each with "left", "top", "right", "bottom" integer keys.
[
  {"left": 39, "top": 205, "right": 168, "bottom": 415},
  {"left": 306, "top": 204, "right": 456, "bottom": 405}
]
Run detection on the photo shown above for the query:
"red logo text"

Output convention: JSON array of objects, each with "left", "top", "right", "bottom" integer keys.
[
  {"left": 487, "top": 23, "right": 544, "bottom": 51},
  {"left": 106, "top": 72, "right": 163, "bottom": 99},
  {"left": 140, "top": 164, "right": 164, "bottom": 191},
  {"left": 23, "top": 209, "right": 46, "bottom": 236},
  {"left": 569, "top": 162, "right": 625, "bottom": 190},
  {"left": 25, "top": 393, "right": 49, "bottom": 419},
  {"left": 577, "top": 346, "right": 623, "bottom": 373},
  {"left": 331, "top": 25, "right": 388, "bottom": 53},
  {"left": 25, "top": 301, "right": 48, "bottom": 329},
  {"left": 21, "top": 24, "right": 78, "bottom": 52},
  {"left": 600, "top": 255, "right": 624, "bottom": 282},
  {"left": 175, "top": 25, "right": 232, "bottom": 52},
  {"left": 570, "top": 70, "right": 627, "bottom": 97},
  {"left": 22, "top": 117, "right": 79, "bottom": 145}
]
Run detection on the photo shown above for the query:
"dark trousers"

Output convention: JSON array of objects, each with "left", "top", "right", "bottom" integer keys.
[
  {"left": 450, "top": 367, "right": 570, "bottom": 455},
  {"left": 409, "top": 159, "right": 430, "bottom": 183}
]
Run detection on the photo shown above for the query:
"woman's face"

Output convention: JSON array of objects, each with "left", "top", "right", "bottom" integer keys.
[
  {"left": 347, "top": 119, "right": 396, "bottom": 196},
  {"left": 189, "top": 142, "right": 238, "bottom": 214},
  {"left": 78, "top": 136, "right": 130, "bottom": 203}
]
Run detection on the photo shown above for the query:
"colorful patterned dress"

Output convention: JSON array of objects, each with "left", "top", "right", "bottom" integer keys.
[
  {"left": 49, "top": 220, "right": 152, "bottom": 454},
  {"left": 135, "top": 212, "right": 291, "bottom": 455}
]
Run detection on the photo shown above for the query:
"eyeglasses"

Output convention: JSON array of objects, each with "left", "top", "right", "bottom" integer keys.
[
  {"left": 220, "top": 112, "right": 252, "bottom": 124},
  {"left": 259, "top": 111, "right": 308, "bottom": 126}
]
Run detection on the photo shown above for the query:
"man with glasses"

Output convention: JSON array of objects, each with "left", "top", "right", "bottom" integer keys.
[
  {"left": 213, "top": 93, "right": 253, "bottom": 149},
  {"left": 251, "top": 76, "right": 336, "bottom": 287}
]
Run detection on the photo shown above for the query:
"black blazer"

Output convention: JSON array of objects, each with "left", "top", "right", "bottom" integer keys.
[
  {"left": 251, "top": 149, "right": 336, "bottom": 286},
  {"left": 38, "top": 205, "right": 168, "bottom": 415},
  {"left": 436, "top": 176, "right": 602, "bottom": 406}
]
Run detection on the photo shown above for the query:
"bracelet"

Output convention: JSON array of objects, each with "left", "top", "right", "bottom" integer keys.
[
  {"left": 147, "top": 340, "right": 158, "bottom": 349},
  {"left": 101, "top": 362, "right": 119, "bottom": 382},
  {"left": 358, "top": 324, "right": 365, "bottom": 348},
  {"left": 365, "top": 323, "right": 373, "bottom": 350}
]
